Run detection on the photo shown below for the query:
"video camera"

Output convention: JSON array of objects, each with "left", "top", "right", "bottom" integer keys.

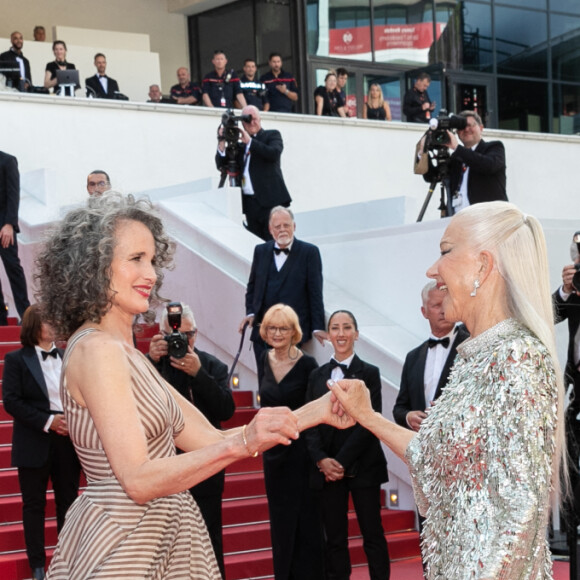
[
  {"left": 426, "top": 110, "right": 468, "bottom": 148},
  {"left": 163, "top": 302, "right": 188, "bottom": 359},
  {"left": 218, "top": 109, "right": 252, "bottom": 188}
]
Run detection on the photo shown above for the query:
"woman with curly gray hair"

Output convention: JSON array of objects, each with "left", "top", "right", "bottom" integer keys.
[{"left": 36, "top": 193, "right": 343, "bottom": 579}]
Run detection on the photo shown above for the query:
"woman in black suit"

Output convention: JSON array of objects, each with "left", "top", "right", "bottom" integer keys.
[
  {"left": 306, "top": 310, "right": 391, "bottom": 580},
  {"left": 2, "top": 304, "right": 81, "bottom": 580}
]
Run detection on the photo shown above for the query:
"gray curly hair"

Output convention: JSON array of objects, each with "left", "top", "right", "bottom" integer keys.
[{"left": 35, "top": 192, "right": 175, "bottom": 338}]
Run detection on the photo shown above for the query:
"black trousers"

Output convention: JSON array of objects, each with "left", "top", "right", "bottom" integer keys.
[
  {"left": 242, "top": 195, "right": 273, "bottom": 242},
  {"left": 0, "top": 235, "right": 30, "bottom": 320},
  {"left": 322, "top": 481, "right": 390, "bottom": 580},
  {"left": 192, "top": 492, "right": 226, "bottom": 579},
  {"left": 17, "top": 432, "right": 81, "bottom": 569}
]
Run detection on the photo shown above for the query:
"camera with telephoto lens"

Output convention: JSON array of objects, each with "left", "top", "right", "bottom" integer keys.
[
  {"left": 572, "top": 231, "right": 580, "bottom": 292},
  {"left": 427, "top": 109, "right": 468, "bottom": 148},
  {"left": 163, "top": 302, "right": 188, "bottom": 359}
]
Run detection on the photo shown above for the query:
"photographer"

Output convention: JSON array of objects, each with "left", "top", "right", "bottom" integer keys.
[
  {"left": 445, "top": 110, "right": 508, "bottom": 211},
  {"left": 215, "top": 105, "right": 292, "bottom": 241},
  {"left": 148, "top": 303, "right": 235, "bottom": 579}
]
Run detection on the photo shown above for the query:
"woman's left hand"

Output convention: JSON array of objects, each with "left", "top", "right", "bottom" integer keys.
[{"left": 244, "top": 407, "right": 299, "bottom": 455}]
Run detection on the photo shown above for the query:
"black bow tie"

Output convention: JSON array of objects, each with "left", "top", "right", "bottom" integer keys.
[
  {"left": 428, "top": 337, "right": 450, "bottom": 349},
  {"left": 274, "top": 247, "right": 290, "bottom": 255},
  {"left": 99, "top": 75, "right": 106, "bottom": 78},
  {"left": 41, "top": 348, "right": 58, "bottom": 360},
  {"left": 330, "top": 359, "right": 349, "bottom": 373}
]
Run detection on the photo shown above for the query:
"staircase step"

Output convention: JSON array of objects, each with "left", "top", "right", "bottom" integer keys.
[
  {"left": 222, "top": 496, "right": 270, "bottom": 526},
  {"left": 223, "top": 472, "right": 265, "bottom": 500},
  {"left": 0, "top": 444, "right": 10, "bottom": 469},
  {"left": 0, "top": 493, "right": 57, "bottom": 525},
  {"left": 0, "top": 325, "right": 21, "bottom": 341},
  {"left": 0, "top": 404, "right": 11, "bottom": 421},
  {"left": 225, "top": 454, "right": 263, "bottom": 474},
  {"left": 0, "top": 344, "right": 21, "bottom": 359},
  {"left": 0, "top": 520, "right": 57, "bottom": 553},
  {"left": 0, "top": 422, "right": 12, "bottom": 445},
  {"left": 232, "top": 391, "right": 254, "bottom": 407}
]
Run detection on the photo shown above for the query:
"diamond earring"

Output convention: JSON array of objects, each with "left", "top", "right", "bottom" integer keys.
[{"left": 470, "top": 279, "right": 480, "bottom": 297}]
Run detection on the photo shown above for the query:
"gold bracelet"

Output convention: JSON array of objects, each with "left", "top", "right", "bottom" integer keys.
[{"left": 242, "top": 424, "right": 259, "bottom": 458}]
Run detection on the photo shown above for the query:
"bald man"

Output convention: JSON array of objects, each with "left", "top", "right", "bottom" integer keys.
[{"left": 169, "top": 67, "right": 201, "bottom": 105}]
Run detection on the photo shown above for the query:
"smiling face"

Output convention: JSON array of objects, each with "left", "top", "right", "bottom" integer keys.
[
  {"left": 11, "top": 32, "right": 23, "bottom": 51},
  {"left": 53, "top": 42, "right": 66, "bottom": 61},
  {"left": 264, "top": 311, "right": 294, "bottom": 350},
  {"left": 457, "top": 115, "right": 483, "bottom": 148},
  {"left": 426, "top": 218, "right": 481, "bottom": 328},
  {"left": 109, "top": 219, "right": 157, "bottom": 320},
  {"left": 328, "top": 311, "right": 359, "bottom": 361}
]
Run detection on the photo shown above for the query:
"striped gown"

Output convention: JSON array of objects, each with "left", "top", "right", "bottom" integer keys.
[{"left": 46, "top": 328, "right": 221, "bottom": 579}]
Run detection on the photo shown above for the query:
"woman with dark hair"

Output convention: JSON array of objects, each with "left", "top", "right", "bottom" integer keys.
[
  {"left": 314, "top": 72, "right": 346, "bottom": 117},
  {"left": 306, "top": 310, "right": 390, "bottom": 580},
  {"left": 258, "top": 304, "right": 323, "bottom": 580},
  {"left": 2, "top": 304, "right": 81, "bottom": 580},
  {"left": 330, "top": 202, "right": 567, "bottom": 579},
  {"left": 35, "top": 192, "right": 343, "bottom": 579},
  {"left": 44, "top": 40, "right": 76, "bottom": 94}
]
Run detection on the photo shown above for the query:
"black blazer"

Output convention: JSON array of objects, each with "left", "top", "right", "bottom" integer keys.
[
  {"left": 554, "top": 289, "right": 580, "bottom": 386},
  {"left": 245, "top": 238, "right": 325, "bottom": 343},
  {"left": 0, "top": 49, "right": 32, "bottom": 86},
  {"left": 0, "top": 151, "right": 21, "bottom": 232},
  {"left": 392, "top": 325, "right": 470, "bottom": 428},
  {"left": 449, "top": 139, "right": 508, "bottom": 204},
  {"left": 216, "top": 128, "right": 292, "bottom": 209},
  {"left": 148, "top": 347, "right": 234, "bottom": 495},
  {"left": 85, "top": 74, "right": 120, "bottom": 99},
  {"left": 2, "top": 346, "right": 64, "bottom": 468},
  {"left": 305, "top": 355, "right": 388, "bottom": 490}
]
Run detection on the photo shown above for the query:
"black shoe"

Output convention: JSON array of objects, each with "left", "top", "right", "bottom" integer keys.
[{"left": 31, "top": 567, "right": 45, "bottom": 580}]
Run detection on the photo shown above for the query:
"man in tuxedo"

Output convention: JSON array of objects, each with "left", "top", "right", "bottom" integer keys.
[
  {"left": 216, "top": 105, "right": 292, "bottom": 240},
  {"left": 446, "top": 110, "right": 508, "bottom": 213},
  {"left": 393, "top": 281, "right": 469, "bottom": 431},
  {"left": 2, "top": 305, "right": 81, "bottom": 580},
  {"left": 148, "top": 303, "right": 234, "bottom": 579},
  {"left": 85, "top": 53, "right": 120, "bottom": 99},
  {"left": 0, "top": 31, "right": 32, "bottom": 91},
  {"left": 0, "top": 150, "right": 30, "bottom": 324},
  {"left": 240, "top": 207, "right": 326, "bottom": 382}
]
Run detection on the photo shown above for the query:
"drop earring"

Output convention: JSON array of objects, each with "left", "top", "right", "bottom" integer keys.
[{"left": 470, "top": 279, "right": 480, "bottom": 297}]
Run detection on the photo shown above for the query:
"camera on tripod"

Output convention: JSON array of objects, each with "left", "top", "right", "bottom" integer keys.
[
  {"left": 571, "top": 231, "right": 580, "bottom": 292},
  {"left": 163, "top": 302, "right": 188, "bottom": 359},
  {"left": 220, "top": 109, "right": 252, "bottom": 143},
  {"left": 426, "top": 110, "right": 468, "bottom": 148}
]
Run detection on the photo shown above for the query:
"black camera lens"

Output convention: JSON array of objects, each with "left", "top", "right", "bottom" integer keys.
[{"left": 165, "top": 331, "right": 188, "bottom": 359}]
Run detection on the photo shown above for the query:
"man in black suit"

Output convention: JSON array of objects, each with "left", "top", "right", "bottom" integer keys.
[
  {"left": 554, "top": 232, "right": 580, "bottom": 410},
  {"left": 148, "top": 302, "right": 235, "bottom": 579},
  {"left": 0, "top": 31, "right": 32, "bottom": 91},
  {"left": 393, "top": 281, "right": 469, "bottom": 431},
  {"left": 0, "top": 150, "right": 30, "bottom": 324},
  {"left": 85, "top": 53, "right": 120, "bottom": 99},
  {"left": 240, "top": 207, "right": 326, "bottom": 382},
  {"left": 216, "top": 105, "right": 292, "bottom": 241},
  {"left": 446, "top": 110, "right": 508, "bottom": 213},
  {"left": 2, "top": 305, "right": 81, "bottom": 580}
]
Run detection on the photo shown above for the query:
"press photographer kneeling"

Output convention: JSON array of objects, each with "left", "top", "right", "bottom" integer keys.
[
  {"left": 417, "top": 110, "right": 508, "bottom": 217},
  {"left": 148, "top": 302, "right": 235, "bottom": 579}
]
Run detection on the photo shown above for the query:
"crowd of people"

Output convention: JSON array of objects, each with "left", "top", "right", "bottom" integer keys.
[{"left": 1, "top": 29, "right": 445, "bottom": 123}]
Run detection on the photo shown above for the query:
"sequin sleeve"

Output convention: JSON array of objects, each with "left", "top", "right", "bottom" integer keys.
[{"left": 474, "top": 338, "right": 557, "bottom": 578}]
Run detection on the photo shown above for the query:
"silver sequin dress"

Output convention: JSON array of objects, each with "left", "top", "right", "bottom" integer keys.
[{"left": 405, "top": 319, "right": 557, "bottom": 579}]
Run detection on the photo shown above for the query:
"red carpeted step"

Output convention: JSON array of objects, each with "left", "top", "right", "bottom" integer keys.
[
  {"left": 223, "top": 472, "right": 265, "bottom": 500},
  {"left": 0, "top": 326, "right": 21, "bottom": 342},
  {"left": 0, "top": 493, "right": 57, "bottom": 525},
  {"left": 0, "top": 344, "right": 21, "bottom": 359},
  {"left": 222, "top": 496, "right": 270, "bottom": 526},
  {"left": 0, "top": 520, "right": 58, "bottom": 553},
  {"left": 225, "top": 454, "right": 263, "bottom": 474},
  {"left": 0, "top": 469, "right": 21, "bottom": 495},
  {"left": 0, "top": 444, "right": 10, "bottom": 468},
  {"left": 0, "top": 549, "right": 55, "bottom": 580},
  {"left": 223, "top": 521, "right": 272, "bottom": 553},
  {"left": 0, "top": 404, "right": 11, "bottom": 421},
  {"left": 0, "top": 422, "right": 12, "bottom": 445},
  {"left": 225, "top": 547, "right": 274, "bottom": 580},
  {"left": 0, "top": 362, "right": 4, "bottom": 380},
  {"left": 232, "top": 391, "right": 254, "bottom": 408}
]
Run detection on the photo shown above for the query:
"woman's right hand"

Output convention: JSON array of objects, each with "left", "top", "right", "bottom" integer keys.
[
  {"left": 317, "top": 457, "right": 345, "bottom": 482},
  {"left": 244, "top": 407, "right": 299, "bottom": 455},
  {"left": 329, "top": 378, "right": 373, "bottom": 424}
]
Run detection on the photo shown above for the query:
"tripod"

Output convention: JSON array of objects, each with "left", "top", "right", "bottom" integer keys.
[{"left": 218, "top": 139, "right": 241, "bottom": 188}]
